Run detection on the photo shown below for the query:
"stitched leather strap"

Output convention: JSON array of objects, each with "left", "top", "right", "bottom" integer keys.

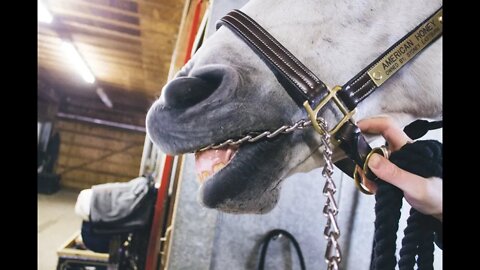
[
  {"left": 335, "top": 121, "right": 377, "bottom": 180},
  {"left": 217, "top": 10, "right": 328, "bottom": 107},
  {"left": 338, "top": 7, "right": 443, "bottom": 111},
  {"left": 334, "top": 119, "right": 443, "bottom": 180}
]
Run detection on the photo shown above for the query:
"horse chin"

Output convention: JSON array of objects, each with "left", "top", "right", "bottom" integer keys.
[{"left": 196, "top": 136, "right": 292, "bottom": 214}]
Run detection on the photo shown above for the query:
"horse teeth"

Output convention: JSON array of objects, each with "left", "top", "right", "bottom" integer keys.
[
  {"left": 213, "top": 163, "right": 226, "bottom": 174},
  {"left": 197, "top": 164, "right": 226, "bottom": 183},
  {"left": 197, "top": 171, "right": 211, "bottom": 182}
]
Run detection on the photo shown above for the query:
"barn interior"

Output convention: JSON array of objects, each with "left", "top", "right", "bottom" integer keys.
[{"left": 38, "top": 0, "right": 197, "bottom": 269}]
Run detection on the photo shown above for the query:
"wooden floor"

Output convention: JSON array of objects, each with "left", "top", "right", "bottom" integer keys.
[{"left": 38, "top": 188, "right": 82, "bottom": 270}]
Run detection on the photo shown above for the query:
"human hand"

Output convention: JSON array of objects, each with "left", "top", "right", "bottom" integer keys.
[{"left": 357, "top": 116, "right": 442, "bottom": 222}]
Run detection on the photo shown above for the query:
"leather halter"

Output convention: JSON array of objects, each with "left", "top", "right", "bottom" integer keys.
[{"left": 216, "top": 7, "right": 442, "bottom": 185}]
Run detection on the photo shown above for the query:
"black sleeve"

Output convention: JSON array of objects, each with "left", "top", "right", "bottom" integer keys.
[{"left": 432, "top": 219, "right": 443, "bottom": 250}]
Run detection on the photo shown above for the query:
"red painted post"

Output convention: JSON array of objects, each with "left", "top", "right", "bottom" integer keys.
[
  {"left": 145, "top": 155, "right": 174, "bottom": 270},
  {"left": 144, "top": 1, "right": 204, "bottom": 269}
]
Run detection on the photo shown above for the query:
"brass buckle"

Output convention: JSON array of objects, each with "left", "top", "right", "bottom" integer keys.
[
  {"left": 303, "top": 85, "right": 356, "bottom": 139},
  {"left": 352, "top": 146, "right": 390, "bottom": 195}
]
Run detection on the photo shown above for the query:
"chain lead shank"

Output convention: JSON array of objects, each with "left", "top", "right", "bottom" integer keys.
[
  {"left": 198, "top": 119, "right": 313, "bottom": 151},
  {"left": 317, "top": 118, "right": 342, "bottom": 270}
]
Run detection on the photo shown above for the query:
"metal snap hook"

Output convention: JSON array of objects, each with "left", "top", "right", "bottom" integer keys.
[
  {"left": 363, "top": 146, "right": 389, "bottom": 181},
  {"left": 353, "top": 146, "right": 390, "bottom": 195}
]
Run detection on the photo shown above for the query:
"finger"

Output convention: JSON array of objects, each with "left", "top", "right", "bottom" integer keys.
[
  {"left": 357, "top": 117, "right": 412, "bottom": 151},
  {"left": 367, "top": 153, "right": 426, "bottom": 192},
  {"left": 357, "top": 116, "right": 397, "bottom": 133}
]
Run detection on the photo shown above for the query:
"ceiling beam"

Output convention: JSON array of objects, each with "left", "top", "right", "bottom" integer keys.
[
  {"left": 39, "top": 28, "right": 176, "bottom": 59},
  {"left": 57, "top": 112, "right": 146, "bottom": 133},
  {"left": 50, "top": 6, "right": 142, "bottom": 31},
  {"left": 48, "top": 0, "right": 140, "bottom": 18},
  {"left": 122, "top": 0, "right": 185, "bottom": 10},
  {"left": 61, "top": 21, "right": 141, "bottom": 42}
]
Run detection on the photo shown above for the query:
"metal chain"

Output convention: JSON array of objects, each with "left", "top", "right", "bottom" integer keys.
[
  {"left": 317, "top": 117, "right": 342, "bottom": 270},
  {"left": 199, "top": 118, "right": 313, "bottom": 151}
]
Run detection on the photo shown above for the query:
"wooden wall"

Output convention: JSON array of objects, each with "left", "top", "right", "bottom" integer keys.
[{"left": 56, "top": 119, "right": 145, "bottom": 190}]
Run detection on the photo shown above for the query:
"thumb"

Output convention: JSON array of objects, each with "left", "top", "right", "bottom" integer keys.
[{"left": 367, "top": 153, "right": 425, "bottom": 192}]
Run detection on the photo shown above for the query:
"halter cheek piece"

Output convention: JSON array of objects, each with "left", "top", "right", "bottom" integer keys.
[{"left": 216, "top": 7, "right": 442, "bottom": 190}]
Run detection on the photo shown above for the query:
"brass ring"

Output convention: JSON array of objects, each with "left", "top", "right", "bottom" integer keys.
[
  {"left": 353, "top": 165, "right": 374, "bottom": 195},
  {"left": 363, "top": 146, "right": 389, "bottom": 179}
]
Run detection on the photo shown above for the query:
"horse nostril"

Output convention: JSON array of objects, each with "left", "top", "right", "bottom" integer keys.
[{"left": 163, "top": 76, "right": 219, "bottom": 109}]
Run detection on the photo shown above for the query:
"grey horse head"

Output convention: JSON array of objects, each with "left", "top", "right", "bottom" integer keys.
[{"left": 146, "top": 0, "right": 442, "bottom": 214}]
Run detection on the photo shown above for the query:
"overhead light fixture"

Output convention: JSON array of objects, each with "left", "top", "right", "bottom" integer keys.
[
  {"left": 96, "top": 87, "right": 113, "bottom": 108},
  {"left": 38, "top": 0, "right": 53, "bottom": 24},
  {"left": 61, "top": 41, "right": 96, "bottom": 84}
]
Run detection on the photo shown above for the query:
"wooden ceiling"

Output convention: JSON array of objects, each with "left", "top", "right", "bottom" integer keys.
[{"left": 38, "top": 0, "right": 186, "bottom": 110}]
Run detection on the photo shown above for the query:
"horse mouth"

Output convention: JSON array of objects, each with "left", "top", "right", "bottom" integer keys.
[
  {"left": 191, "top": 136, "right": 286, "bottom": 213},
  {"left": 194, "top": 145, "right": 239, "bottom": 184}
]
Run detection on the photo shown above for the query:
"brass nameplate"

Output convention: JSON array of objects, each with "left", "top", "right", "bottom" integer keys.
[{"left": 368, "top": 9, "right": 442, "bottom": 87}]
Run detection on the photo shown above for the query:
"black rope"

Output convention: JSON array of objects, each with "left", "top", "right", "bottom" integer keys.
[
  {"left": 417, "top": 226, "right": 435, "bottom": 270},
  {"left": 372, "top": 182, "right": 403, "bottom": 270},
  {"left": 371, "top": 139, "right": 442, "bottom": 270},
  {"left": 257, "top": 229, "right": 306, "bottom": 270},
  {"left": 402, "top": 120, "right": 442, "bottom": 140},
  {"left": 398, "top": 209, "right": 425, "bottom": 270}
]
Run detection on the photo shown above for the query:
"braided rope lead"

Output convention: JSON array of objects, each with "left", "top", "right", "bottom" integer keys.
[
  {"left": 372, "top": 141, "right": 442, "bottom": 270},
  {"left": 399, "top": 208, "right": 435, "bottom": 270},
  {"left": 372, "top": 182, "right": 403, "bottom": 270}
]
